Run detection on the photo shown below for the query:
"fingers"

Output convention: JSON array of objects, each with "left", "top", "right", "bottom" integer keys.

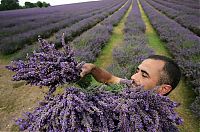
[
  {"left": 79, "top": 63, "right": 95, "bottom": 77},
  {"left": 80, "top": 64, "right": 88, "bottom": 77},
  {"left": 80, "top": 66, "right": 89, "bottom": 77},
  {"left": 80, "top": 72, "right": 85, "bottom": 78}
]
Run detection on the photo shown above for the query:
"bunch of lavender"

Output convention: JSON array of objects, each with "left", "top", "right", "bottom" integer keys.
[
  {"left": 15, "top": 85, "right": 120, "bottom": 131},
  {"left": 16, "top": 84, "right": 183, "bottom": 131},
  {"left": 114, "top": 87, "right": 183, "bottom": 131},
  {"left": 6, "top": 34, "right": 84, "bottom": 94},
  {"left": 91, "top": 85, "right": 183, "bottom": 131},
  {"left": 15, "top": 86, "right": 112, "bottom": 131}
]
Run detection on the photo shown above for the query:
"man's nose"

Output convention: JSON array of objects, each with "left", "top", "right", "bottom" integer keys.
[
  {"left": 131, "top": 73, "right": 138, "bottom": 81},
  {"left": 131, "top": 74, "right": 134, "bottom": 80}
]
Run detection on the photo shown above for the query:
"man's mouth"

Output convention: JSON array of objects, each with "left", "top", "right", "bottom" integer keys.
[{"left": 131, "top": 81, "right": 140, "bottom": 87}]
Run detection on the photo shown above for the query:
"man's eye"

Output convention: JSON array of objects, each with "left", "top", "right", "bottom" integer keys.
[{"left": 142, "top": 74, "right": 148, "bottom": 78}]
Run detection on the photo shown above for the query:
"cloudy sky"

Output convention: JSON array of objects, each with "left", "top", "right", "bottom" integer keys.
[{"left": 19, "top": 0, "right": 100, "bottom": 6}]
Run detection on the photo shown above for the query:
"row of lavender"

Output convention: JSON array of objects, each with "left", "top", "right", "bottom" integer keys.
[
  {"left": 0, "top": 1, "right": 116, "bottom": 28},
  {"left": 145, "top": 0, "right": 200, "bottom": 36},
  {"left": 0, "top": 1, "right": 110, "bottom": 39},
  {"left": 151, "top": 0, "right": 199, "bottom": 15},
  {"left": 107, "top": 0, "right": 153, "bottom": 79},
  {"left": 71, "top": 0, "right": 132, "bottom": 63},
  {"left": 140, "top": 0, "right": 200, "bottom": 117},
  {"left": 0, "top": 1, "right": 106, "bottom": 19},
  {"left": 162, "top": 0, "right": 200, "bottom": 9},
  {"left": 0, "top": 0, "right": 124, "bottom": 39},
  {"left": 54, "top": 0, "right": 127, "bottom": 47},
  {"left": 0, "top": 11, "right": 84, "bottom": 38},
  {"left": 0, "top": 0, "right": 125, "bottom": 55}
]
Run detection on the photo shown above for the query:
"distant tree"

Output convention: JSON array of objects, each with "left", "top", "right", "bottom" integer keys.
[
  {"left": 0, "top": 0, "right": 20, "bottom": 10},
  {"left": 24, "top": 2, "right": 37, "bottom": 8},
  {"left": 36, "top": 1, "right": 43, "bottom": 8},
  {"left": 42, "top": 1, "right": 50, "bottom": 7},
  {"left": 0, "top": 0, "right": 50, "bottom": 10}
]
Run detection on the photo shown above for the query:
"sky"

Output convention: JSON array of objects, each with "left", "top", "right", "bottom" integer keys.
[{"left": 19, "top": 0, "right": 100, "bottom": 6}]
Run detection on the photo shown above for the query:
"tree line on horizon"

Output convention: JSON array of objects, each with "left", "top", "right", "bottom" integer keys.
[{"left": 0, "top": 0, "right": 50, "bottom": 11}]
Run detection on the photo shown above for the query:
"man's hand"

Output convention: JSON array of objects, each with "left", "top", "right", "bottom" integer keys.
[
  {"left": 80, "top": 63, "right": 121, "bottom": 84},
  {"left": 80, "top": 63, "right": 96, "bottom": 77}
]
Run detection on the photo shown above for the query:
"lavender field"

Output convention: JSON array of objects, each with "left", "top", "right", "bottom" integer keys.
[{"left": 0, "top": 0, "right": 199, "bottom": 131}]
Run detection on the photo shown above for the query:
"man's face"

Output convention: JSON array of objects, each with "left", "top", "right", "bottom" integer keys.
[{"left": 131, "top": 59, "right": 165, "bottom": 90}]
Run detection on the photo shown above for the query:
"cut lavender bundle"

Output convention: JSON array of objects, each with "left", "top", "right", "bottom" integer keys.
[
  {"left": 16, "top": 84, "right": 183, "bottom": 131},
  {"left": 6, "top": 34, "right": 85, "bottom": 94},
  {"left": 15, "top": 87, "right": 107, "bottom": 131}
]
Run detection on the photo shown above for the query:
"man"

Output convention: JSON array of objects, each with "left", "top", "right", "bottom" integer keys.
[{"left": 80, "top": 55, "right": 181, "bottom": 96}]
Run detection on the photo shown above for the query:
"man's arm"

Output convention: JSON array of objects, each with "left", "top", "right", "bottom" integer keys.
[{"left": 80, "top": 63, "right": 121, "bottom": 84}]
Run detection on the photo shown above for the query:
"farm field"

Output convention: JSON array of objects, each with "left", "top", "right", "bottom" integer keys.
[{"left": 0, "top": 0, "right": 199, "bottom": 131}]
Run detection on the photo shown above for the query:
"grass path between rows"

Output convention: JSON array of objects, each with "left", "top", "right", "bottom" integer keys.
[
  {"left": 91, "top": 1, "right": 132, "bottom": 85},
  {"left": 138, "top": 1, "right": 199, "bottom": 131},
  {"left": 94, "top": 3, "right": 132, "bottom": 69}
]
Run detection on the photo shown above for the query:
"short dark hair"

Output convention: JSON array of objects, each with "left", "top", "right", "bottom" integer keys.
[{"left": 147, "top": 55, "right": 181, "bottom": 95}]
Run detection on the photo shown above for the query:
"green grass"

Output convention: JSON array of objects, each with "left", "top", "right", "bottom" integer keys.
[{"left": 138, "top": 1, "right": 199, "bottom": 131}]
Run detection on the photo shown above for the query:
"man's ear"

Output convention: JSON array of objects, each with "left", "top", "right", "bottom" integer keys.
[{"left": 158, "top": 84, "right": 172, "bottom": 95}]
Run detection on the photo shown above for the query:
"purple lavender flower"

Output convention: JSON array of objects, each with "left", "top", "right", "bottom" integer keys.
[
  {"left": 15, "top": 84, "right": 183, "bottom": 131},
  {"left": 6, "top": 35, "right": 84, "bottom": 94}
]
